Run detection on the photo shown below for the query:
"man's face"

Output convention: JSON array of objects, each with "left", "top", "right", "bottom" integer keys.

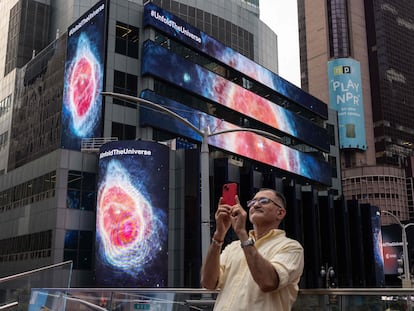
[{"left": 248, "top": 190, "right": 285, "bottom": 225}]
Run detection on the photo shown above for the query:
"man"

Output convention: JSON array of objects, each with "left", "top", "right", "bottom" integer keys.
[{"left": 201, "top": 188, "right": 304, "bottom": 310}]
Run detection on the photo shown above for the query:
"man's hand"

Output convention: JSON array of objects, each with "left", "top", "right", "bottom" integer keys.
[
  {"left": 201, "top": 196, "right": 235, "bottom": 289},
  {"left": 214, "top": 197, "right": 233, "bottom": 239},
  {"left": 230, "top": 196, "right": 249, "bottom": 241}
]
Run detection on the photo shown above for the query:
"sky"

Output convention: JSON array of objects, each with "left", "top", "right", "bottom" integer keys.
[{"left": 259, "top": 0, "right": 300, "bottom": 87}]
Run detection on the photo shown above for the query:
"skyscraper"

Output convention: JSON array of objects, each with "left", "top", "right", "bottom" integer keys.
[{"left": 298, "top": 0, "right": 414, "bottom": 222}]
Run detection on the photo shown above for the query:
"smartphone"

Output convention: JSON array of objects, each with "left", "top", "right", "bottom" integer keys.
[{"left": 221, "top": 183, "right": 238, "bottom": 206}]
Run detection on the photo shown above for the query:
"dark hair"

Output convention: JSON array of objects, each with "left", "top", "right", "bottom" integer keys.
[{"left": 257, "top": 188, "right": 287, "bottom": 209}]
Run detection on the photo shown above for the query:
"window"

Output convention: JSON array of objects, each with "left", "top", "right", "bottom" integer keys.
[
  {"left": 112, "top": 122, "right": 136, "bottom": 140},
  {"left": 0, "top": 230, "right": 51, "bottom": 263},
  {"left": 64, "top": 230, "right": 93, "bottom": 269},
  {"left": 115, "top": 21, "right": 139, "bottom": 59},
  {"left": 0, "top": 171, "right": 55, "bottom": 212},
  {"left": 327, "top": 0, "right": 350, "bottom": 58},
  {"left": 326, "top": 123, "right": 336, "bottom": 145},
  {"left": 0, "top": 95, "right": 12, "bottom": 117},
  {"left": 67, "top": 171, "right": 96, "bottom": 211},
  {"left": 329, "top": 155, "right": 337, "bottom": 178},
  {"left": 113, "top": 70, "right": 138, "bottom": 108}
]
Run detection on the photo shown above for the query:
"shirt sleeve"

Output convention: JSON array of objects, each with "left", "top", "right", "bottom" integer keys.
[
  {"left": 270, "top": 240, "right": 304, "bottom": 289},
  {"left": 216, "top": 241, "right": 238, "bottom": 289}
]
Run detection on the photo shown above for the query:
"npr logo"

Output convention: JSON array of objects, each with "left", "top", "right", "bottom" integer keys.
[{"left": 333, "top": 65, "right": 351, "bottom": 75}]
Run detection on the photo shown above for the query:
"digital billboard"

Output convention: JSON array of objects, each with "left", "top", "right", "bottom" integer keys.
[
  {"left": 328, "top": 58, "right": 367, "bottom": 150},
  {"left": 381, "top": 224, "right": 403, "bottom": 275},
  {"left": 140, "top": 90, "right": 332, "bottom": 186},
  {"left": 61, "top": 0, "right": 106, "bottom": 150},
  {"left": 143, "top": 2, "right": 328, "bottom": 119},
  {"left": 141, "top": 40, "right": 330, "bottom": 152},
  {"left": 95, "top": 140, "right": 169, "bottom": 287},
  {"left": 368, "top": 206, "right": 385, "bottom": 285}
]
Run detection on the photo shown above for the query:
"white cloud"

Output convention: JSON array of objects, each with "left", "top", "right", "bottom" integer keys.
[{"left": 259, "top": 0, "right": 300, "bottom": 87}]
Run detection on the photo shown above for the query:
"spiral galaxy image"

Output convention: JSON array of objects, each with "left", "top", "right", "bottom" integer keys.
[{"left": 95, "top": 141, "right": 169, "bottom": 287}]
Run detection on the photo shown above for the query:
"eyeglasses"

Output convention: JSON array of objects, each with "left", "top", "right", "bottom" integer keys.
[{"left": 246, "top": 197, "right": 283, "bottom": 209}]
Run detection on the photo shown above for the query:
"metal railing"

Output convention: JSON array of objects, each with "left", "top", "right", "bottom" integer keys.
[
  {"left": 26, "top": 287, "right": 414, "bottom": 311},
  {"left": 29, "top": 288, "right": 216, "bottom": 310},
  {"left": 294, "top": 288, "right": 414, "bottom": 311},
  {"left": 2, "top": 262, "right": 414, "bottom": 311},
  {"left": 0, "top": 261, "right": 73, "bottom": 310},
  {"left": 81, "top": 137, "right": 118, "bottom": 153}
]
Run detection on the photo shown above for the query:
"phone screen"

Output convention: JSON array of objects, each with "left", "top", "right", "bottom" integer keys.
[{"left": 222, "top": 183, "right": 238, "bottom": 205}]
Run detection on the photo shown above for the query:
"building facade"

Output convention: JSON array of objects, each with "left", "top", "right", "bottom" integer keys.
[{"left": 298, "top": 0, "right": 414, "bottom": 222}]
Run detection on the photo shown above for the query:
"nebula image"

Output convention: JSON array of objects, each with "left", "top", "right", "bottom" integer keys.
[
  {"left": 64, "top": 33, "right": 102, "bottom": 137},
  {"left": 95, "top": 141, "right": 169, "bottom": 287},
  {"left": 61, "top": 1, "right": 105, "bottom": 150},
  {"left": 144, "top": 2, "right": 327, "bottom": 118},
  {"left": 97, "top": 160, "right": 159, "bottom": 272},
  {"left": 141, "top": 40, "right": 329, "bottom": 152},
  {"left": 140, "top": 90, "right": 332, "bottom": 186}
]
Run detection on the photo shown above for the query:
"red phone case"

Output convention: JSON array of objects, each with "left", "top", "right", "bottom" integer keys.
[{"left": 222, "top": 183, "right": 238, "bottom": 205}]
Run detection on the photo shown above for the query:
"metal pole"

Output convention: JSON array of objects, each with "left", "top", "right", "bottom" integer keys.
[
  {"left": 402, "top": 227, "right": 411, "bottom": 288},
  {"left": 0, "top": 260, "right": 73, "bottom": 284},
  {"left": 200, "top": 129, "right": 211, "bottom": 261}
]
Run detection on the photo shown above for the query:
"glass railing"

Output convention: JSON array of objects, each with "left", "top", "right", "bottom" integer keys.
[
  {"left": 28, "top": 288, "right": 218, "bottom": 310},
  {"left": 294, "top": 288, "right": 414, "bottom": 311},
  {"left": 2, "top": 264, "right": 414, "bottom": 311},
  {"left": 26, "top": 287, "right": 414, "bottom": 311},
  {"left": 0, "top": 261, "right": 72, "bottom": 310}
]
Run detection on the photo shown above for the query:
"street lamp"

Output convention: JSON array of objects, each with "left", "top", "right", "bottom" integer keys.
[
  {"left": 381, "top": 210, "right": 414, "bottom": 288},
  {"left": 320, "top": 263, "right": 335, "bottom": 288},
  {"left": 101, "top": 92, "right": 282, "bottom": 261}
]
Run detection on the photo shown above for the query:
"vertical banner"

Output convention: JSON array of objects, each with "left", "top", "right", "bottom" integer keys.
[
  {"left": 381, "top": 224, "right": 403, "bottom": 275},
  {"left": 369, "top": 206, "right": 385, "bottom": 285},
  {"left": 95, "top": 140, "right": 169, "bottom": 287},
  {"left": 61, "top": 0, "right": 106, "bottom": 150},
  {"left": 328, "top": 58, "right": 367, "bottom": 150}
]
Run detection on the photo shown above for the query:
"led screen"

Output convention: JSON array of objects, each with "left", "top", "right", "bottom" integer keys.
[
  {"left": 369, "top": 206, "right": 385, "bottom": 284},
  {"left": 328, "top": 58, "right": 367, "bottom": 150},
  {"left": 381, "top": 224, "right": 403, "bottom": 275},
  {"left": 95, "top": 140, "right": 169, "bottom": 287},
  {"left": 143, "top": 2, "right": 328, "bottom": 119},
  {"left": 61, "top": 0, "right": 106, "bottom": 150},
  {"left": 141, "top": 40, "right": 329, "bottom": 152},
  {"left": 140, "top": 90, "right": 331, "bottom": 186}
]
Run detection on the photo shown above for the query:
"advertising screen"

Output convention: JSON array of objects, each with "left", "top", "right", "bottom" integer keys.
[
  {"left": 368, "top": 206, "right": 385, "bottom": 285},
  {"left": 141, "top": 40, "right": 329, "bottom": 152},
  {"left": 143, "top": 2, "right": 327, "bottom": 119},
  {"left": 95, "top": 140, "right": 169, "bottom": 287},
  {"left": 140, "top": 90, "right": 332, "bottom": 186},
  {"left": 61, "top": 0, "right": 106, "bottom": 150},
  {"left": 381, "top": 224, "right": 403, "bottom": 275},
  {"left": 328, "top": 58, "right": 367, "bottom": 150}
]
